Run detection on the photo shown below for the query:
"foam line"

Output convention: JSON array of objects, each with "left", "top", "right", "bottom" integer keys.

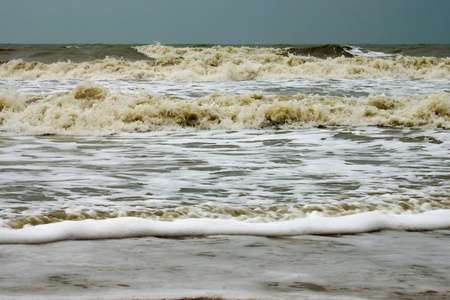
[{"left": 1, "top": 210, "right": 449, "bottom": 244}]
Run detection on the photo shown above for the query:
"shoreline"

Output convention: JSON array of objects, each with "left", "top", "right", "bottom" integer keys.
[{"left": 1, "top": 231, "right": 449, "bottom": 300}]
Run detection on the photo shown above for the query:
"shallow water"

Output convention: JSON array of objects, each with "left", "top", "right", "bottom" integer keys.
[
  {"left": 1, "top": 230, "right": 449, "bottom": 299},
  {"left": 1, "top": 127, "right": 449, "bottom": 230},
  {"left": 1, "top": 78, "right": 450, "bottom": 98}
]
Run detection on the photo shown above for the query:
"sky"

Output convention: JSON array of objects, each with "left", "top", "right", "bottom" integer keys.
[{"left": 1, "top": 0, "right": 449, "bottom": 45}]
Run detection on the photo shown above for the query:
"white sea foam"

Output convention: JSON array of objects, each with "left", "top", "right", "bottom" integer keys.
[{"left": 1, "top": 210, "right": 449, "bottom": 244}]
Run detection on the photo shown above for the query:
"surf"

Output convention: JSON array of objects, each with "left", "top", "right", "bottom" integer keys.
[
  {"left": 1, "top": 83, "right": 449, "bottom": 135},
  {"left": 1, "top": 44, "right": 449, "bottom": 81}
]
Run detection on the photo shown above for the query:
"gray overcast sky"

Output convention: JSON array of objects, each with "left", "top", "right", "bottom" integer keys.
[{"left": 1, "top": 0, "right": 449, "bottom": 44}]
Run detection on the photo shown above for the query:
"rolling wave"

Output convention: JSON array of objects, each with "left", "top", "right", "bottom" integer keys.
[
  {"left": 1, "top": 44, "right": 448, "bottom": 81},
  {"left": 1, "top": 83, "right": 449, "bottom": 135}
]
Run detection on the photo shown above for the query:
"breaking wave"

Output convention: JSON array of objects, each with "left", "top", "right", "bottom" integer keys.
[
  {"left": 1, "top": 83, "right": 449, "bottom": 134},
  {"left": 3, "top": 193, "right": 450, "bottom": 230},
  {"left": 279, "top": 44, "right": 355, "bottom": 58},
  {"left": 0, "top": 44, "right": 151, "bottom": 64},
  {"left": 0, "top": 44, "right": 449, "bottom": 81}
]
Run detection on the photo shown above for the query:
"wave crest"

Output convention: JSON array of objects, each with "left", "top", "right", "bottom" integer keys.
[
  {"left": 1, "top": 45, "right": 449, "bottom": 80},
  {"left": 1, "top": 83, "right": 449, "bottom": 135}
]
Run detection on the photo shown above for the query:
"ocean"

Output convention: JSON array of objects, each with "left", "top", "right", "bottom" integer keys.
[{"left": 0, "top": 44, "right": 449, "bottom": 299}]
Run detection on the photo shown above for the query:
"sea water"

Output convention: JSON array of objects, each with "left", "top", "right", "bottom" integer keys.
[{"left": 0, "top": 44, "right": 449, "bottom": 299}]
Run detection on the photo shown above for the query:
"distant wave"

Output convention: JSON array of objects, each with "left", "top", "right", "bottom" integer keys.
[
  {"left": 0, "top": 43, "right": 390, "bottom": 63},
  {"left": 0, "top": 44, "right": 151, "bottom": 64},
  {"left": 1, "top": 45, "right": 449, "bottom": 81},
  {"left": 280, "top": 44, "right": 355, "bottom": 58},
  {"left": 1, "top": 83, "right": 449, "bottom": 135}
]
